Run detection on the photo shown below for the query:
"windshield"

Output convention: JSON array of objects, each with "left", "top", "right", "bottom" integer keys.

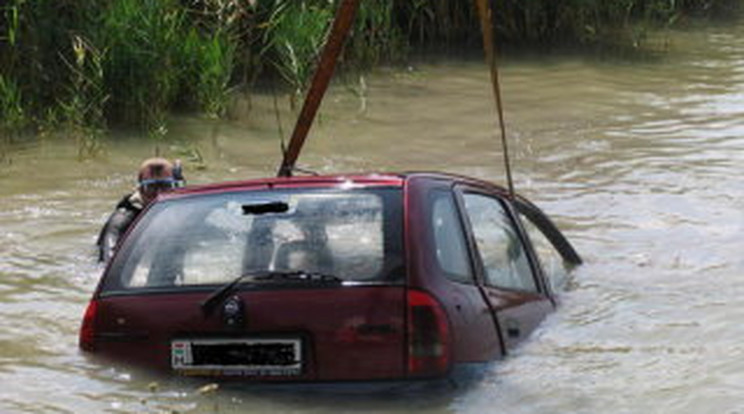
[{"left": 102, "top": 187, "right": 404, "bottom": 293}]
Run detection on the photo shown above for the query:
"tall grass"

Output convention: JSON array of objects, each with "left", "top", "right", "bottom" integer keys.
[
  {"left": 58, "top": 35, "right": 107, "bottom": 159},
  {"left": 347, "top": 1, "right": 407, "bottom": 68},
  {"left": 98, "top": 0, "right": 184, "bottom": 129},
  {"left": 0, "top": 0, "right": 238, "bottom": 143},
  {"left": 0, "top": 0, "right": 742, "bottom": 146},
  {"left": 191, "top": 31, "right": 237, "bottom": 118},
  {"left": 258, "top": 0, "right": 407, "bottom": 108},
  {"left": 0, "top": 75, "right": 26, "bottom": 137},
  {"left": 395, "top": 0, "right": 479, "bottom": 47},
  {"left": 0, "top": 73, "right": 25, "bottom": 162},
  {"left": 262, "top": 1, "right": 332, "bottom": 105},
  {"left": 393, "top": 0, "right": 743, "bottom": 50}
]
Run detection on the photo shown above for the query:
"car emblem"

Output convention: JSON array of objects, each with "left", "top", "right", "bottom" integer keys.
[{"left": 222, "top": 295, "right": 245, "bottom": 328}]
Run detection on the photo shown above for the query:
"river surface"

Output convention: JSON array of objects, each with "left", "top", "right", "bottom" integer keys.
[{"left": 2, "top": 22, "right": 744, "bottom": 414}]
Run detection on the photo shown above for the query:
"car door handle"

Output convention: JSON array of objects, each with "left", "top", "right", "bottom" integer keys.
[{"left": 505, "top": 320, "right": 521, "bottom": 338}]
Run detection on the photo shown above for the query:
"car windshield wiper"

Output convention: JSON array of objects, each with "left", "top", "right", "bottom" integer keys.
[{"left": 200, "top": 270, "right": 342, "bottom": 316}]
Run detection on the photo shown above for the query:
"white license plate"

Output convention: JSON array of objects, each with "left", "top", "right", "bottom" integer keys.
[{"left": 172, "top": 338, "right": 302, "bottom": 377}]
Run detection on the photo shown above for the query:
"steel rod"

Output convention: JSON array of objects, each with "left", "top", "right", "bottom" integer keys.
[
  {"left": 277, "top": 0, "right": 361, "bottom": 177},
  {"left": 475, "top": 0, "right": 515, "bottom": 198}
]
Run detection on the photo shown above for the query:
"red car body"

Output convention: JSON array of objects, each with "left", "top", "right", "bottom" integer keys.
[{"left": 80, "top": 172, "right": 580, "bottom": 383}]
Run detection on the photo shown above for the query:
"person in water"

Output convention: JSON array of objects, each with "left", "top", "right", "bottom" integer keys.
[{"left": 97, "top": 157, "right": 184, "bottom": 262}]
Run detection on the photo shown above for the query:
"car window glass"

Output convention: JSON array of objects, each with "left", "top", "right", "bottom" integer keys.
[
  {"left": 462, "top": 193, "right": 536, "bottom": 292},
  {"left": 519, "top": 213, "right": 569, "bottom": 291},
  {"left": 431, "top": 190, "right": 473, "bottom": 284},
  {"left": 110, "top": 189, "right": 403, "bottom": 291},
  {"left": 120, "top": 206, "right": 185, "bottom": 288},
  {"left": 182, "top": 236, "right": 244, "bottom": 285},
  {"left": 128, "top": 245, "right": 154, "bottom": 287}
]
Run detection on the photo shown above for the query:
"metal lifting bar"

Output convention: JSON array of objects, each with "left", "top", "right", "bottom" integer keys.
[
  {"left": 277, "top": 0, "right": 361, "bottom": 178},
  {"left": 277, "top": 0, "right": 516, "bottom": 200},
  {"left": 475, "top": 0, "right": 515, "bottom": 199}
]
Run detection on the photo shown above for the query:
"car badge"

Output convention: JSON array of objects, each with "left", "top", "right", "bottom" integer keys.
[{"left": 222, "top": 295, "right": 245, "bottom": 328}]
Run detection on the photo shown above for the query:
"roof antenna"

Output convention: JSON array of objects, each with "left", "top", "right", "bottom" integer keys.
[
  {"left": 277, "top": 0, "right": 361, "bottom": 178},
  {"left": 475, "top": 0, "right": 515, "bottom": 199}
]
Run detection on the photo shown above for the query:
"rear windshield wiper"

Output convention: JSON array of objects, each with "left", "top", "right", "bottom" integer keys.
[{"left": 200, "top": 270, "right": 341, "bottom": 316}]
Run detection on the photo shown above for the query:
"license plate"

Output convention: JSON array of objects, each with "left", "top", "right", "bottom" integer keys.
[{"left": 172, "top": 338, "right": 302, "bottom": 377}]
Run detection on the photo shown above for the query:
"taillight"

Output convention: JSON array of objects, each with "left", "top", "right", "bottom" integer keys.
[
  {"left": 79, "top": 300, "right": 98, "bottom": 352},
  {"left": 406, "top": 289, "right": 451, "bottom": 377}
]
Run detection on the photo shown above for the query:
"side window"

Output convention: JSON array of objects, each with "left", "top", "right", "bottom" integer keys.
[
  {"left": 430, "top": 190, "right": 473, "bottom": 284},
  {"left": 462, "top": 193, "right": 536, "bottom": 292},
  {"left": 519, "top": 213, "right": 570, "bottom": 292}
]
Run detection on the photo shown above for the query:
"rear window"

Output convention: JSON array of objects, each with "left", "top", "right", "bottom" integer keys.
[{"left": 103, "top": 187, "right": 404, "bottom": 293}]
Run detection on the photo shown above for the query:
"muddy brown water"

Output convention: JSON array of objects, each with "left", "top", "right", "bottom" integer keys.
[{"left": 2, "top": 23, "right": 744, "bottom": 413}]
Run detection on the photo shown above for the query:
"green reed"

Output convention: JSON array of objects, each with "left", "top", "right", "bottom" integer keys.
[
  {"left": 0, "top": 0, "right": 742, "bottom": 145},
  {"left": 96, "top": 0, "right": 239, "bottom": 128},
  {"left": 262, "top": 1, "right": 333, "bottom": 105},
  {"left": 58, "top": 35, "right": 108, "bottom": 159},
  {"left": 0, "top": 73, "right": 24, "bottom": 163},
  {"left": 394, "top": 0, "right": 742, "bottom": 50},
  {"left": 347, "top": 1, "right": 407, "bottom": 68},
  {"left": 0, "top": 0, "right": 238, "bottom": 139},
  {"left": 98, "top": 0, "right": 181, "bottom": 128},
  {"left": 0, "top": 75, "right": 25, "bottom": 137},
  {"left": 186, "top": 29, "right": 237, "bottom": 119}
]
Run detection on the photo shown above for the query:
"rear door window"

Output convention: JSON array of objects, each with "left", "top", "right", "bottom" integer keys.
[
  {"left": 461, "top": 193, "right": 536, "bottom": 292},
  {"left": 430, "top": 190, "right": 473, "bottom": 284}
]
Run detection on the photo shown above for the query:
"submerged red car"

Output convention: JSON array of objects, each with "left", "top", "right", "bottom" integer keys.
[{"left": 80, "top": 172, "right": 581, "bottom": 382}]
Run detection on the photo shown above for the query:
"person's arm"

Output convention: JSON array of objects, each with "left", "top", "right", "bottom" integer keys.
[{"left": 97, "top": 207, "right": 137, "bottom": 262}]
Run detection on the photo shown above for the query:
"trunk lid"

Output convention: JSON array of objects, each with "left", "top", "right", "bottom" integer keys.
[{"left": 94, "top": 285, "right": 406, "bottom": 381}]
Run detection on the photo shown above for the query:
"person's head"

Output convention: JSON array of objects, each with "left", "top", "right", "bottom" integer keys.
[{"left": 137, "top": 158, "right": 177, "bottom": 204}]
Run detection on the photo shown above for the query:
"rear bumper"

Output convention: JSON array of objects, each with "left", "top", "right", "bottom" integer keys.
[{"left": 191, "top": 362, "right": 491, "bottom": 394}]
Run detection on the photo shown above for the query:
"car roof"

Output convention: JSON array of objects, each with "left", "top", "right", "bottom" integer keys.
[{"left": 157, "top": 171, "right": 511, "bottom": 201}]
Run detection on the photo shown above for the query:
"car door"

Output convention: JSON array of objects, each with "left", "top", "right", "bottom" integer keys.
[
  {"left": 405, "top": 176, "right": 503, "bottom": 363},
  {"left": 456, "top": 187, "right": 554, "bottom": 352},
  {"left": 427, "top": 185, "right": 504, "bottom": 361}
]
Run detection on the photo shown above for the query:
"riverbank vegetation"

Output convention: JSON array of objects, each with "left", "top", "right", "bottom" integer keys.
[{"left": 1, "top": 0, "right": 741, "bottom": 150}]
